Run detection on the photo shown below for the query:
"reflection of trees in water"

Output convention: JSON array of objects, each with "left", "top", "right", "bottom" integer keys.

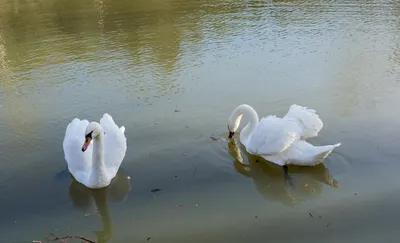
[
  {"left": 1, "top": 0, "right": 397, "bottom": 103},
  {"left": 0, "top": 0, "right": 204, "bottom": 99},
  {"left": 98, "top": 0, "right": 188, "bottom": 97},
  {"left": 0, "top": 25, "right": 34, "bottom": 135},
  {"left": 68, "top": 171, "right": 132, "bottom": 243},
  {"left": 94, "top": 0, "right": 105, "bottom": 33},
  {"left": 228, "top": 139, "right": 338, "bottom": 207},
  {"left": 0, "top": 0, "right": 299, "bottom": 68},
  {"left": 0, "top": 28, "right": 13, "bottom": 89}
]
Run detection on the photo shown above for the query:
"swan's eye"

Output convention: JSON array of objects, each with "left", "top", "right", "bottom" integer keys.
[{"left": 85, "top": 131, "right": 93, "bottom": 139}]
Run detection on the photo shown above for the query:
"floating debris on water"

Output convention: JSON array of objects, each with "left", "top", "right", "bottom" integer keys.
[
  {"left": 151, "top": 189, "right": 161, "bottom": 193},
  {"left": 84, "top": 210, "right": 99, "bottom": 217},
  {"left": 46, "top": 233, "right": 95, "bottom": 243}
]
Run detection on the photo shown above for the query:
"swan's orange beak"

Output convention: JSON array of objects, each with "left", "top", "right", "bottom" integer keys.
[{"left": 82, "top": 137, "right": 91, "bottom": 152}]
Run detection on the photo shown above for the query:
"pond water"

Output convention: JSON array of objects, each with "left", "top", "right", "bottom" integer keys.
[{"left": 1, "top": 0, "right": 400, "bottom": 242}]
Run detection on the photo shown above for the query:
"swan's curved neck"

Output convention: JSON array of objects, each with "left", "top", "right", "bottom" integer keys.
[
  {"left": 232, "top": 104, "right": 259, "bottom": 144},
  {"left": 89, "top": 132, "right": 107, "bottom": 186}
]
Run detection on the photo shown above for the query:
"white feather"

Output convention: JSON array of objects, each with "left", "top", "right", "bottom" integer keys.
[
  {"left": 246, "top": 115, "right": 301, "bottom": 155},
  {"left": 100, "top": 113, "right": 127, "bottom": 180},
  {"left": 283, "top": 104, "right": 323, "bottom": 139}
]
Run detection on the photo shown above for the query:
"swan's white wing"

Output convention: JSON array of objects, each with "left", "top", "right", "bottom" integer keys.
[
  {"left": 100, "top": 113, "right": 127, "bottom": 179},
  {"left": 246, "top": 115, "right": 300, "bottom": 155},
  {"left": 63, "top": 118, "right": 93, "bottom": 183},
  {"left": 263, "top": 140, "right": 339, "bottom": 166},
  {"left": 283, "top": 104, "right": 323, "bottom": 139}
]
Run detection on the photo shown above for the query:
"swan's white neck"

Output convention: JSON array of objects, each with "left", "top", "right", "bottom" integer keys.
[
  {"left": 89, "top": 132, "right": 108, "bottom": 187},
  {"left": 231, "top": 104, "right": 259, "bottom": 145}
]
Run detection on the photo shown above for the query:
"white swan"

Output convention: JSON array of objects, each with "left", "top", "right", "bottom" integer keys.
[
  {"left": 63, "top": 113, "right": 127, "bottom": 189},
  {"left": 227, "top": 104, "right": 340, "bottom": 167}
]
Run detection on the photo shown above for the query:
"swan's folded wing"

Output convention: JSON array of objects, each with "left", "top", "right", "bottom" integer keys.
[
  {"left": 283, "top": 104, "right": 323, "bottom": 139},
  {"left": 63, "top": 118, "right": 93, "bottom": 180},
  {"left": 100, "top": 113, "right": 127, "bottom": 179},
  {"left": 247, "top": 116, "right": 300, "bottom": 155}
]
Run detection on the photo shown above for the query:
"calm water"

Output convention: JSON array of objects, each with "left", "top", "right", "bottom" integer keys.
[{"left": 1, "top": 0, "right": 400, "bottom": 242}]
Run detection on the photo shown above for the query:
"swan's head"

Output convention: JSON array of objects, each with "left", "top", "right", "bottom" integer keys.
[
  {"left": 228, "top": 104, "right": 257, "bottom": 138},
  {"left": 82, "top": 122, "right": 103, "bottom": 152},
  {"left": 227, "top": 112, "right": 243, "bottom": 139}
]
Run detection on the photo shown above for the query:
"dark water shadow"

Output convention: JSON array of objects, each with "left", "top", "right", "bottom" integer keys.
[
  {"left": 227, "top": 139, "right": 339, "bottom": 207},
  {"left": 68, "top": 172, "right": 132, "bottom": 242}
]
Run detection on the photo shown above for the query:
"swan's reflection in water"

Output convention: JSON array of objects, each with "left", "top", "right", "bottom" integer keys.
[
  {"left": 228, "top": 139, "right": 339, "bottom": 207},
  {"left": 68, "top": 172, "right": 132, "bottom": 242}
]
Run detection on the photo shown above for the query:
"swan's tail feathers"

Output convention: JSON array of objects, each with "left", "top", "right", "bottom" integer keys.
[
  {"left": 313, "top": 143, "right": 341, "bottom": 165},
  {"left": 284, "top": 104, "right": 323, "bottom": 139},
  {"left": 120, "top": 126, "right": 125, "bottom": 133}
]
